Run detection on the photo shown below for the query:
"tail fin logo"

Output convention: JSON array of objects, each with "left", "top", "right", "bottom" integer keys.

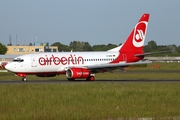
[{"left": 133, "top": 21, "right": 148, "bottom": 47}]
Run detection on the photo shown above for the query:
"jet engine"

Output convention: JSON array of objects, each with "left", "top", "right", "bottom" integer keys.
[{"left": 66, "top": 68, "right": 90, "bottom": 79}]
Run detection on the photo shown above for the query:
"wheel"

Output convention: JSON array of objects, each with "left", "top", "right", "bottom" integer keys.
[
  {"left": 86, "top": 76, "right": 95, "bottom": 81},
  {"left": 22, "top": 78, "right": 27, "bottom": 81}
]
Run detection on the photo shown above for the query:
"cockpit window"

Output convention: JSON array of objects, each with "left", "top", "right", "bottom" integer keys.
[{"left": 13, "top": 58, "right": 24, "bottom": 62}]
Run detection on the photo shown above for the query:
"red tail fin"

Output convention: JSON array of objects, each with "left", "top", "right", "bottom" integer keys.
[
  {"left": 110, "top": 14, "right": 150, "bottom": 63},
  {"left": 120, "top": 14, "right": 149, "bottom": 53}
]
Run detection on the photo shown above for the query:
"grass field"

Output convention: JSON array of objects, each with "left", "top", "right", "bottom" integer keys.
[
  {"left": 0, "top": 62, "right": 180, "bottom": 119},
  {"left": 0, "top": 83, "right": 180, "bottom": 120}
]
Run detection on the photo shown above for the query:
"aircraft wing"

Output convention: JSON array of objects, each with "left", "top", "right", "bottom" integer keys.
[{"left": 85, "top": 61, "right": 152, "bottom": 73}]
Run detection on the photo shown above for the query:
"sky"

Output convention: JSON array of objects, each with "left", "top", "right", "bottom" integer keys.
[{"left": 0, "top": 0, "right": 180, "bottom": 47}]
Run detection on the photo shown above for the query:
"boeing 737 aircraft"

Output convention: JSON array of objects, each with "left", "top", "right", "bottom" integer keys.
[{"left": 5, "top": 13, "right": 151, "bottom": 81}]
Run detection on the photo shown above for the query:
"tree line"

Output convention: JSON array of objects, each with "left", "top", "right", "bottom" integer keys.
[
  {"left": 51, "top": 40, "right": 177, "bottom": 56},
  {"left": 0, "top": 40, "right": 178, "bottom": 56},
  {"left": 51, "top": 41, "right": 121, "bottom": 52}
]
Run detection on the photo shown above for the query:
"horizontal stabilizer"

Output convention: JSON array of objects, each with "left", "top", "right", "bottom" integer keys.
[{"left": 135, "top": 50, "right": 172, "bottom": 57}]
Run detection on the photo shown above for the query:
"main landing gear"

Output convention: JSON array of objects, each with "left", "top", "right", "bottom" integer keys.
[
  {"left": 67, "top": 76, "right": 95, "bottom": 81},
  {"left": 86, "top": 76, "right": 95, "bottom": 81}
]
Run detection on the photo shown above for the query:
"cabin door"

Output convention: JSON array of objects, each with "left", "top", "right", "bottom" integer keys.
[
  {"left": 31, "top": 56, "right": 37, "bottom": 67},
  {"left": 122, "top": 54, "right": 127, "bottom": 62}
]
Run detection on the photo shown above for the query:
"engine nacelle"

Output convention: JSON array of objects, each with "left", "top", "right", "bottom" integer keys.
[
  {"left": 66, "top": 68, "right": 90, "bottom": 79},
  {"left": 36, "top": 74, "right": 56, "bottom": 77}
]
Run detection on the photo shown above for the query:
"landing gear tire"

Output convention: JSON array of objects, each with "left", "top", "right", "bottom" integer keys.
[
  {"left": 22, "top": 78, "right": 27, "bottom": 81},
  {"left": 86, "top": 76, "right": 95, "bottom": 81}
]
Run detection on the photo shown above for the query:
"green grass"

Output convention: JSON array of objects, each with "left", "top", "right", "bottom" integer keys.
[
  {"left": 0, "top": 62, "right": 180, "bottom": 119},
  {"left": 0, "top": 83, "right": 180, "bottom": 119}
]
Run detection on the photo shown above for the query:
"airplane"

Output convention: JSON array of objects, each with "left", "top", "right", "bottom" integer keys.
[{"left": 5, "top": 13, "right": 152, "bottom": 81}]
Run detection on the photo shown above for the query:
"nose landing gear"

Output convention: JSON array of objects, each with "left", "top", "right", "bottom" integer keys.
[
  {"left": 22, "top": 77, "right": 27, "bottom": 82},
  {"left": 17, "top": 73, "right": 27, "bottom": 82}
]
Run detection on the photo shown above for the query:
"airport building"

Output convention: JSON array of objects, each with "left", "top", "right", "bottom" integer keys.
[{"left": 6, "top": 42, "right": 58, "bottom": 55}]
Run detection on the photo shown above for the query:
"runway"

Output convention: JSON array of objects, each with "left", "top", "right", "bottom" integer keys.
[{"left": 1, "top": 79, "right": 180, "bottom": 84}]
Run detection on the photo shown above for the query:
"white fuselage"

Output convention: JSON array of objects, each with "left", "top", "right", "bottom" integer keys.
[{"left": 6, "top": 51, "right": 122, "bottom": 74}]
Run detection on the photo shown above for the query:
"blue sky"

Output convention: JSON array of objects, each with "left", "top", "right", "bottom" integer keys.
[{"left": 0, "top": 0, "right": 180, "bottom": 46}]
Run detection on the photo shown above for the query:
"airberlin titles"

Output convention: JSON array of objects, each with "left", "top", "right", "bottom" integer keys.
[{"left": 39, "top": 54, "right": 84, "bottom": 66}]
